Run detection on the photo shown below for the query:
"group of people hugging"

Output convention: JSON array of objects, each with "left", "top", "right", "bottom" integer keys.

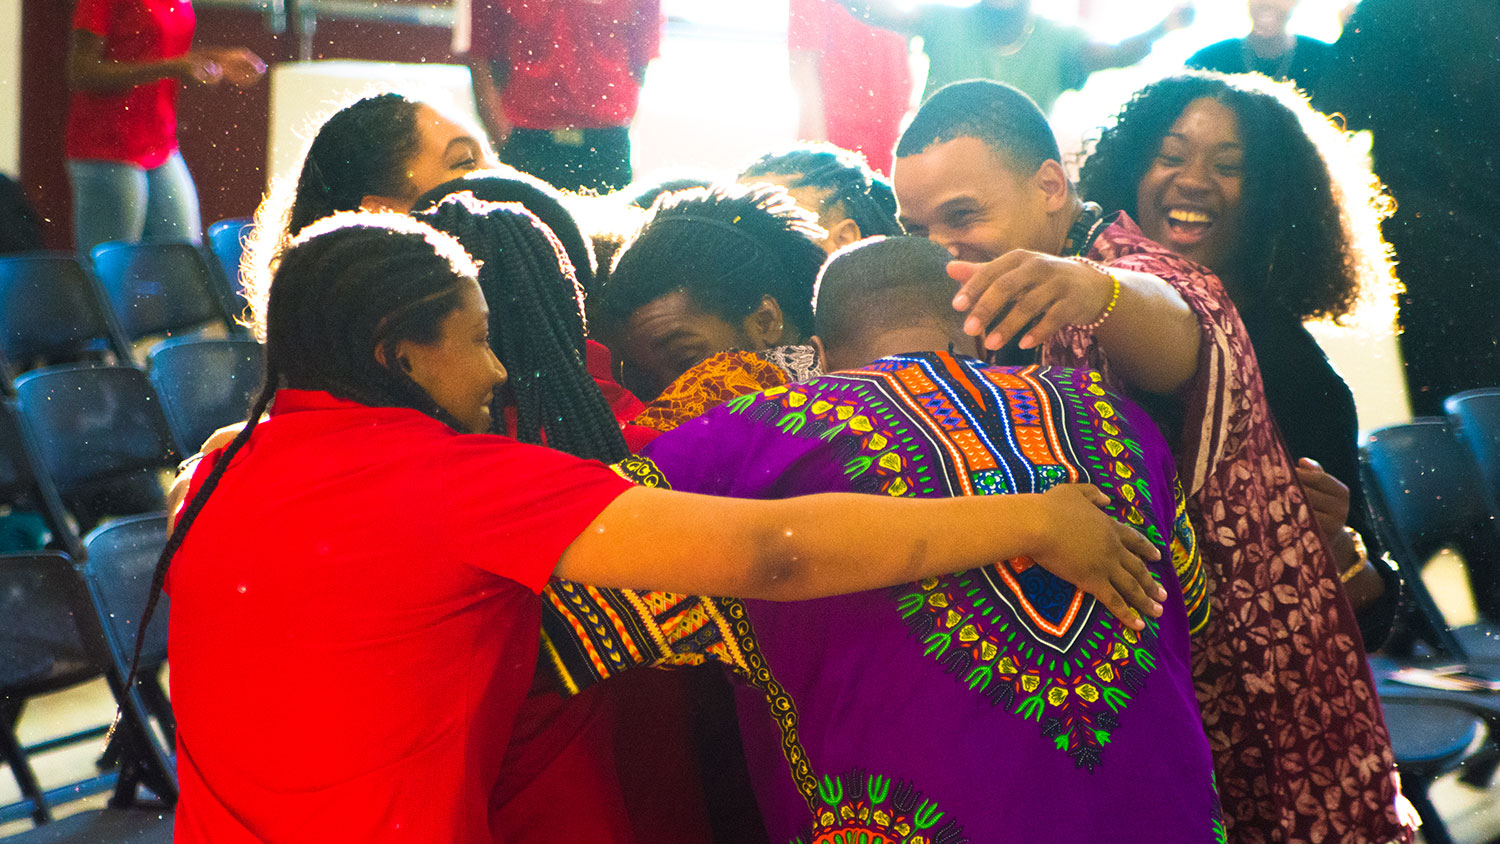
[{"left": 156, "top": 68, "right": 1411, "bottom": 844}]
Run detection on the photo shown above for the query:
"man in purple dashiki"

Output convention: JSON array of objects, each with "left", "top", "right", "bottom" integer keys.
[{"left": 544, "top": 238, "right": 1220, "bottom": 842}]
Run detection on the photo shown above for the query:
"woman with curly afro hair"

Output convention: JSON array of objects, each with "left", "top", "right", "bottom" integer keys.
[{"left": 1079, "top": 71, "right": 1401, "bottom": 645}]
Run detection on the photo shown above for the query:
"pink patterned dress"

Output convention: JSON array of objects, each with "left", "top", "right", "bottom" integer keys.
[{"left": 1048, "top": 215, "right": 1411, "bottom": 844}]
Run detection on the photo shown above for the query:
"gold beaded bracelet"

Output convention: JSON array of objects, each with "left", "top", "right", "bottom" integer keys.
[
  {"left": 1068, "top": 256, "right": 1121, "bottom": 331},
  {"left": 1339, "top": 526, "right": 1369, "bottom": 582}
]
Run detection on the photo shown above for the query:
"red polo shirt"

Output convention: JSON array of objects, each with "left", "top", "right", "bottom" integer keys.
[
  {"left": 167, "top": 390, "right": 632, "bottom": 843},
  {"left": 788, "top": 0, "right": 911, "bottom": 175},
  {"left": 67, "top": 0, "right": 195, "bottom": 168},
  {"left": 467, "top": 0, "right": 662, "bottom": 130}
]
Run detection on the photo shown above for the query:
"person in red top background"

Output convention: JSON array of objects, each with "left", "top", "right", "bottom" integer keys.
[
  {"left": 160, "top": 211, "right": 1169, "bottom": 842},
  {"left": 66, "top": 0, "right": 263, "bottom": 254},
  {"left": 458, "top": 0, "right": 663, "bottom": 194},
  {"left": 787, "top": 0, "right": 912, "bottom": 176}
]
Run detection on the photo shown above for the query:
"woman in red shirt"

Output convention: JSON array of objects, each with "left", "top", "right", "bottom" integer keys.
[
  {"left": 161, "top": 212, "right": 1166, "bottom": 843},
  {"left": 65, "top": 0, "right": 263, "bottom": 254}
]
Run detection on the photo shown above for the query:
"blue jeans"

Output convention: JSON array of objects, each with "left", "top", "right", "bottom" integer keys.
[{"left": 68, "top": 151, "right": 202, "bottom": 256}]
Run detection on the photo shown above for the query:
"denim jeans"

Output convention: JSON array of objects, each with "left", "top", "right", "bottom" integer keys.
[{"left": 68, "top": 151, "right": 202, "bottom": 256}]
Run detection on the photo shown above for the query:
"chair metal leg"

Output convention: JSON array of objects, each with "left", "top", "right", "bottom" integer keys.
[
  {"left": 95, "top": 728, "right": 122, "bottom": 771},
  {"left": 0, "top": 703, "right": 51, "bottom": 826},
  {"left": 1459, "top": 741, "right": 1500, "bottom": 788},
  {"left": 1403, "top": 775, "right": 1456, "bottom": 844},
  {"left": 139, "top": 676, "right": 175, "bottom": 747}
]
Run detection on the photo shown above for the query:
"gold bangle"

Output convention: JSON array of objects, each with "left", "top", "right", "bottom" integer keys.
[
  {"left": 1068, "top": 256, "right": 1121, "bottom": 331},
  {"left": 1339, "top": 526, "right": 1369, "bottom": 582}
]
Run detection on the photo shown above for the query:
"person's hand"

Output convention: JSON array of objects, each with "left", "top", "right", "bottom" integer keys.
[
  {"left": 1295, "top": 457, "right": 1350, "bottom": 540},
  {"left": 1025, "top": 483, "right": 1166, "bottom": 630},
  {"left": 949, "top": 250, "right": 1116, "bottom": 352},
  {"left": 174, "top": 52, "right": 223, "bottom": 85},
  {"left": 165, "top": 421, "right": 248, "bottom": 528},
  {"left": 203, "top": 48, "right": 266, "bottom": 88},
  {"left": 1163, "top": 3, "right": 1195, "bottom": 32}
]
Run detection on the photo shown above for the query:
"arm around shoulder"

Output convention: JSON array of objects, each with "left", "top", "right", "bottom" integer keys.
[{"left": 556, "top": 483, "right": 1166, "bottom": 627}]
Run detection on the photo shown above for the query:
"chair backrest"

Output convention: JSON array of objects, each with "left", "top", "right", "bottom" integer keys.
[
  {"left": 1445, "top": 388, "right": 1500, "bottom": 512},
  {"left": 0, "top": 254, "right": 130, "bottom": 380},
  {"left": 89, "top": 241, "right": 237, "bottom": 343},
  {"left": 76, "top": 513, "right": 178, "bottom": 803},
  {"left": 0, "top": 552, "right": 98, "bottom": 699},
  {"left": 148, "top": 338, "right": 264, "bottom": 454},
  {"left": 13, "top": 365, "right": 178, "bottom": 512},
  {"left": 205, "top": 217, "right": 253, "bottom": 305},
  {"left": 1362, "top": 418, "right": 1500, "bottom": 647},
  {"left": 1362, "top": 420, "right": 1496, "bottom": 562},
  {"left": 80, "top": 514, "right": 170, "bottom": 670},
  {"left": 0, "top": 400, "right": 83, "bottom": 557},
  {"left": 1443, "top": 387, "right": 1500, "bottom": 621}
]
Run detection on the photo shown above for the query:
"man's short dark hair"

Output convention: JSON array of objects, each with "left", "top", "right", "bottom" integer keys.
[
  {"left": 814, "top": 236, "right": 960, "bottom": 354},
  {"left": 896, "top": 80, "right": 1061, "bottom": 172}
]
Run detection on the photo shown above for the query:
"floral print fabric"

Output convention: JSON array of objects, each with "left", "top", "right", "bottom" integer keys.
[{"left": 1045, "top": 215, "right": 1409, "bottom": 844}]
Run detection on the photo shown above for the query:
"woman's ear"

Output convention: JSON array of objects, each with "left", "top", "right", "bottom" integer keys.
[
  {"left": 823, "top": 217, "right": 863, "bottom": 252},
  {"left": 740, "top": 295, "right": 787, "bottom": 349},
  {"left": 374, "top": 340, "right": 414, "bottom": 373}
]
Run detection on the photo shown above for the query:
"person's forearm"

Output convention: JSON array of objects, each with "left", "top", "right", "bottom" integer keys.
[
  {"left": 560, "top": 486, "right": 1042, "bottom": 600},
  {"left": 1081, "top": 20, "right": 1166, "bottom": 74},
  {"left": 1092, "top": 268, "right": 1200, "bottom": 394},
  {"left": 70, "top": 52, "right": 187, "bottom": 92},
  {"left": 747, "top": 492, "right": 1044, "bottom": 600}
]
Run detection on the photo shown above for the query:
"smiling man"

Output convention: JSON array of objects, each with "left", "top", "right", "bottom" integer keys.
[
  {"left": 891, "top": 80, "right": 1199, "bottom": 395},
  {"left": 891, "top": 79, "right": 1412, "bottom": 844}
]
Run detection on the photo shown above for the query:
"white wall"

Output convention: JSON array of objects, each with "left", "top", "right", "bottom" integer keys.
[{"left": 0, "top": 0, "right": 21, "bottom": 177}]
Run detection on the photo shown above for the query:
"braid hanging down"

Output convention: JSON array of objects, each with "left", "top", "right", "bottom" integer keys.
[
  {"left": 418, "top": 194, "right": 629, "bottom": 464},
  {"left": 122, "top": 214, "right": 480, "bottom": 711}
]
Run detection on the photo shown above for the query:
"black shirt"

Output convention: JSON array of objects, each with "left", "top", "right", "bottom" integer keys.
[
  {"left": 1239, "top": 304, "right": 1400, "bottom": 648},
  {"left": 1188, "top": 35, "right": 1334, "bottom": 98}
]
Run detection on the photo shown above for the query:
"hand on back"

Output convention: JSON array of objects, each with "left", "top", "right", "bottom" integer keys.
[{"left": 1025, "top": 483, "right": 1166, "bottom": 630}]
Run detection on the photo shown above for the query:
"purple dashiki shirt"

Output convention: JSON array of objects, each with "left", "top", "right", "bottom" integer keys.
[{"left": 543, "top": 353, "right": 1221, "bottom": 843}]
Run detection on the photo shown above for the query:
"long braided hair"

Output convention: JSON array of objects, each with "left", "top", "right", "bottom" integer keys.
[
  {"left": 414, "top": 169, "right": 600, "bottom": 298},
  {"left": 124, "top": 213, "right": 479, "bottom": 699},
  {"left": 414, "top": 190, "right": 629, "bottom": 463},
  {"left": 287, "top": 94, "right": 425, "bottom": 238},
  {"left": 741, "top": 144, "right": 904, "bottom": 239}
]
